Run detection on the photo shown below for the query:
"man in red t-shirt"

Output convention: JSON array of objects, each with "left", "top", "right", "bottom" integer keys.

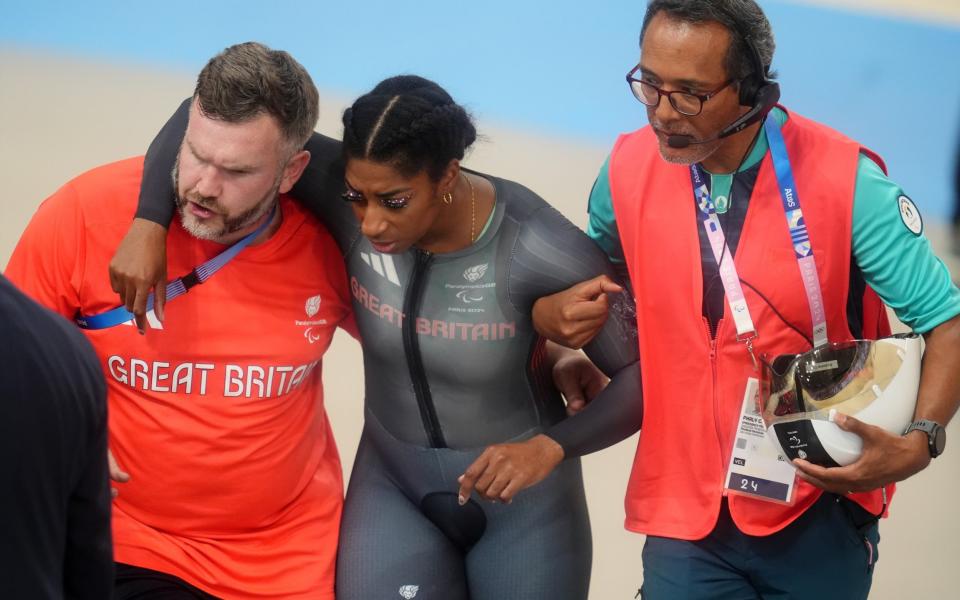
[{"left": 6, "top": 42, "right": 353, "bottom": 599}]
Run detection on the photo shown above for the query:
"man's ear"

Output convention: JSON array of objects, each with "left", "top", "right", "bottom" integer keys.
[{"left": 279, "top": 150, "right": 311, "bottom": 194}]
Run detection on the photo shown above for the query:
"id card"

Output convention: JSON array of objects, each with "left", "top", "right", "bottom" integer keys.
[{"left": 724, "top": 378, "right": 797, "bottom": 504}]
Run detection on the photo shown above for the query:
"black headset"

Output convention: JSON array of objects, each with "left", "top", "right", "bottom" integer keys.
[
  {"left": 734, "top": 21, "right": 774, "bottom": 106},
  {"left": 716, "top": 6, "right": 781, "bottom": 138}
]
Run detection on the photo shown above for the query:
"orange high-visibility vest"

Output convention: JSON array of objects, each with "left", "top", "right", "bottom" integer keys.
[{"left": 609, "top": 108, "right": 892, "bottom": 539}]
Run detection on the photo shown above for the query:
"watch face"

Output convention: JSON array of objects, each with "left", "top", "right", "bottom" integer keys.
[{"left": 933, "top": 426, "right": 947, "bottom": 457}]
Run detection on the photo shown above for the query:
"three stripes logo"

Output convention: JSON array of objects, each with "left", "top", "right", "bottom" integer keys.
[{"left": 359, "top": 251, "right": 401, "bottom": 286}]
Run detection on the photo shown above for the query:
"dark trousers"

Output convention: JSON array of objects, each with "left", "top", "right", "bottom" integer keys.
[
  {"left": 115, "top": 563, "right": 220, "bottom": 599},
  {"left": 640, "top": 494, "right": 879, "bottom": 600}
]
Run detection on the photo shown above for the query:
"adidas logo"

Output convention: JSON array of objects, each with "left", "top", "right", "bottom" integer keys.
[{"left": 360, "top": 251, "right": 401, "bottom": 286}]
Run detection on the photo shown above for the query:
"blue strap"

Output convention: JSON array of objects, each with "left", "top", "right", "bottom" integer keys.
[
  {"left": 76, "top": 205, "right": 277, "bottom": 329},
  {"left": 763, "top": 116, "right": 828, "bottom": 347},
  {"left": 764, "top": 117, "right": 810, "bottom": 258}
]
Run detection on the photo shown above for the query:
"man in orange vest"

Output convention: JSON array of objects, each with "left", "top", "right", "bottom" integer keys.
[{"left": 533, "top": 1, "right": 960, "bottom": 598}]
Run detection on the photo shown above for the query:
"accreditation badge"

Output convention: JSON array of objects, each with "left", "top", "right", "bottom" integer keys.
[{"left": 724, "top": 378, "right": 797, "bottom": 504}]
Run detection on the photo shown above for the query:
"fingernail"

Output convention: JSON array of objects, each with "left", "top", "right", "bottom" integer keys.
[{"left": 458, "top": 494, "right": 466, "bottom": 506}]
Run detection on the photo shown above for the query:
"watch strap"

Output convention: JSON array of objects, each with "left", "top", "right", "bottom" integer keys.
[{"left": 904, "top": 419, "right": 944, "bottom": 458}]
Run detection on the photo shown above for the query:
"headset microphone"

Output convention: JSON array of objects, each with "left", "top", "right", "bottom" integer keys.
[
  {"left": 666, "top": 132, "right": 718, "bottom": 149},
  {"left": 666, "top": 82, "right": 780, "bottom": 149}
]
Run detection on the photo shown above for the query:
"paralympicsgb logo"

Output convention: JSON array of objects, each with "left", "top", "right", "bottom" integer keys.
[
  {"left": 463, "top": 263, "right": 488, "bottom": 282},
  {"left": 305, "top": 294, "right": 322, "bottom": 317},
  {"left": 399, "top": 585, "right": 419, "bottom": 599},
  {"left": 299, "top": 295, "right": 325, "bottom": 344}
]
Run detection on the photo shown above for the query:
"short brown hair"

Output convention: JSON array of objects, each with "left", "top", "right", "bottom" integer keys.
[{"left": 194, "top": 41, "right": 319, "bottom": 152}]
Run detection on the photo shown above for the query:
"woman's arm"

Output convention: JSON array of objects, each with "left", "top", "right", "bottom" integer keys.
[{"left": 459, "top": 202, "right": 642, "bottom": 503}]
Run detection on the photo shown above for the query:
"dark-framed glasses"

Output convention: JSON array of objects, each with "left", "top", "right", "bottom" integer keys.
[{"left": 626, "top": 64, "right": 734, "bottom": 116}]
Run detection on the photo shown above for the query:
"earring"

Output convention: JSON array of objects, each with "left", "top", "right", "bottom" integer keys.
[{"left": 442, "top": 192, "right": 454, "bottom": 205}]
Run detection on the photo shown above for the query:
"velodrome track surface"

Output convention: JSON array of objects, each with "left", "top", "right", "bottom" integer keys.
[{"left": 1, "top": 1, "right": 958, "bottom": 597}]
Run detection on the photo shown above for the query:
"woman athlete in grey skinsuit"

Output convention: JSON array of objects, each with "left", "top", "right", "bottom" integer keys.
[{"left": 127, "top": 76, "right": 641, "bottom": 599}]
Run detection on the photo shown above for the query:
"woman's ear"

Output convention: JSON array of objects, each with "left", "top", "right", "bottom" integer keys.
[{"left": 438, "top": 159, "right": 461, "bottom": 196}]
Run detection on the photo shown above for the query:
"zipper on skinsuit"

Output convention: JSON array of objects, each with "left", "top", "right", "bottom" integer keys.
[{"left": 401, "top": 249, "right": 447, "bottom": 448}]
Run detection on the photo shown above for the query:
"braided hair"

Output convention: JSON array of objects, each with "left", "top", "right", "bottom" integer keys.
[{"left": 342, "top": 75, "right": 477, "bottom": 181}]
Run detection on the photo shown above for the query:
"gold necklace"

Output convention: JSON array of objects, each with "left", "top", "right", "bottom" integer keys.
[{"left": 463, "top": 172, "right": 477, "bottom": 243}]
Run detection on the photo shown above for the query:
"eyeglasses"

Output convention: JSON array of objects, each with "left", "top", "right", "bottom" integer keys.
[{"left": 626, "top": 64, "right": 734, "bottom": 116}]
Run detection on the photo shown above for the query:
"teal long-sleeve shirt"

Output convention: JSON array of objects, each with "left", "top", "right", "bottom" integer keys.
[{"left": 586, "top": 108, "right": 960, "bottom": 333}]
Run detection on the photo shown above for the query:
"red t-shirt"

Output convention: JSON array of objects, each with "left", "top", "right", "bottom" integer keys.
[{"left": 6, "top": 157, "right": 354, "bottom": 599}]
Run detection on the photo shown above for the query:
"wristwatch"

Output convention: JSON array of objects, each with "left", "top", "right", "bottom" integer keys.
[{"left": 903, "top": 419, "right": 946, "bottom": 458}]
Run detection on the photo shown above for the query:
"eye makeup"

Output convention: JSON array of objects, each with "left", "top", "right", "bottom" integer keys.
[{"left": 341, "top": 183, "right": 412, "bottom": 210}]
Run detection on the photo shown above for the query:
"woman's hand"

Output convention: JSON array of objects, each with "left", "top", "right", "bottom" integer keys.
[
  {"left": 108, "top": 218, "right": 169, "bottom": 333},
  {"left": 457, "top": 434, "right": 565, "bottom": 504}
]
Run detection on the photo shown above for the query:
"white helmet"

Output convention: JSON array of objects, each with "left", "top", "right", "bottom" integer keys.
[{"left": 759, "top": 334, "right": 922, "bottom": 467}]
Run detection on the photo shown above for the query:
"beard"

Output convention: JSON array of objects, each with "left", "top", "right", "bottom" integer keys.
[
  {"left": 172, "top": 163, "right": 282, "bottom": 243},
  {"left": 657, "top": 138, "right": 722, "bottom": 165},
  {"left": 652, "top": 126, "right": 723, "bottom": 166}
]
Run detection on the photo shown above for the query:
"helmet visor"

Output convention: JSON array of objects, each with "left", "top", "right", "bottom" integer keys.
[{"left": 760, "top": 339, "right": 904, "bottom": 422}]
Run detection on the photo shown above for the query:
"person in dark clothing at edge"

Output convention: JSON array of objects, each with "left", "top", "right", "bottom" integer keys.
[
  {"left": 0, "top": 274, "right": 113, "bottom": 599},
  {"left": 533, "top": 1, "right": 960, "bottom": 598},
  {"left": 107, "top": 74, "right": 642, "bottom": 599}
]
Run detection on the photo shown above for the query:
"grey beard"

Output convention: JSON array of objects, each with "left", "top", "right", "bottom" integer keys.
[
  {"left": 658, "top": 140, "right": 721, "bottom": 166},
  {"left": 173, "top": 163, "right": 282, "bottom": 243},
  {"left": 178, "top": 192, "right": 277, "bottom": 242}
]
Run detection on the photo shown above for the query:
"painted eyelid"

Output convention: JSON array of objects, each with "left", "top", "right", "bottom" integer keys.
[{"left": 380, "top": 196, "right": 411, "bottom": 207}]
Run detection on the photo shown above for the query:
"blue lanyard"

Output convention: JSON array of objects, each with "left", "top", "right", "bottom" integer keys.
[
  {"left": 689, "top": 114, "right": 828, "bottom": 357},
  {"left": 76, "top": 205, "right": 277, "bottom": 330},
  {"left": 763, "top": 116, "right": 828, "bottom": 347}
]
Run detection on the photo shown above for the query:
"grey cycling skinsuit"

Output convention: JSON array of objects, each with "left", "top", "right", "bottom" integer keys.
[{"left": 136, "top": 100, "right": 642, "bottom": 599}]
